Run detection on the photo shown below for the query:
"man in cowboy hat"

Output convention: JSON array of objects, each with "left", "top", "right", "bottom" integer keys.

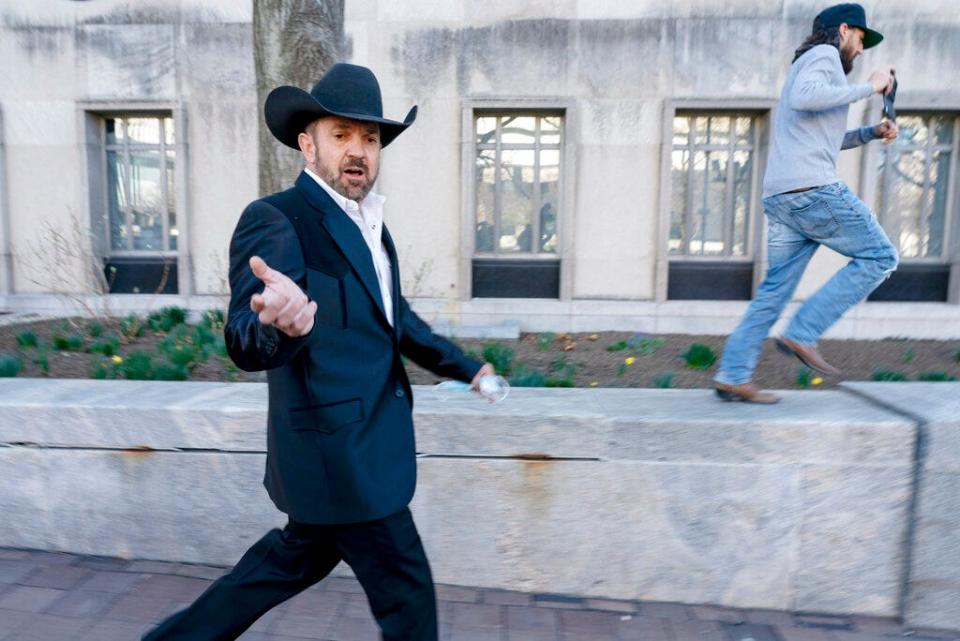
[
  {"left": 143, "top": 63, "right": 493, "bottom": 641},
  {"left": 713, "top": 3, "right": 900, "bottom": 403}
]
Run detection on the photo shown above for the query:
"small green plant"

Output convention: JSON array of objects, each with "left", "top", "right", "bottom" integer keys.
[
  {"left": 953, "top": 347, "right": 960, "bottom": 363},
  {"left": 15, "top": 331, "right": 38, "bottom": 348},
  {"left": 165, "top": 324, "right": 214, "bottom": 369},
  {"left": 0, "top": 352, "right": 23, "bottom": 377},
  {"left": 629, "top": 334, "right": 665, "bottom": 356},
  {"left": 681, "top": 343, "right": 717, "bottom": 370},
  {"left": 481, "top": 342, "right": 514, "bottom": 376},
  {"left": 120, "top": 313, "right": 145, "bottom": 339},
  {"left": 88, "top": 321, "right": 104, "bottom": 338},
  {"left": 212, "top": 334, "right": 229, "bottom": 359},
  {"left": 544, "top": 377, "right": 575, "bottom": 388},
  {"left": 652, "top": 372, "right": 674, "bottom": 389},
  {"left": 536, "top": 332, "right": 555, "bottom": 352},
  {"left": 52, "top": 333, "right": 85, "bottom": 352},
  {"left": 148, "top": 306, "right": 188, "bottom": 333},
  {"left": 549, "top": 356, "right": 576, "bottom": 379},
  {"left": 902, "top": 347, "right": 915, "bottom": 364},
  {"left": 192, "top": 323, "right": 216, "bottom": 346},
  {"left": 153, "top": 360, "right": 190, "bottom": 381},
  {"left": 90, "top": 358, "right": 117, "bottom": 380},
  {"left": 200, "top": 309, "right": 226, "bottom": 331},
  {"left": 31, "top": 348, "right": 50, "bottom": 376},
  {"left": 917, "top": 371, "right": 957, "bottom": 382},
  {"left": 510, "top": 365, "right": 547, "bottom": 387},
  {"left": 223, "top": 361, "right": 239, "bottom": 382},
  {"left": 88, "top": 333, "right": 121, "bottom": 357},
  {"left": 606, "top": 340, "right": 629, "bottom": 352},
  {"left": 120, "top": 351, "right": 154, "bottom": 380},
  {"left": 872, "top": 369, "right": 909, "bottom": 382},
  {"left": 796, "top": 368, "right": 814, "bottom": 389}
]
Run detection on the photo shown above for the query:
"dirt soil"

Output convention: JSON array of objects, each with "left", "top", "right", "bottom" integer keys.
[{"left": 1, "top": 317, "right": 958, "bottom": 390}]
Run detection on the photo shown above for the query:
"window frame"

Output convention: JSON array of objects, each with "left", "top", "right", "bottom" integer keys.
[
  {"left": 80, "top": 102, "right": 191, "bottom": 296},
  {"left": 460, "top": 98, "right": 577, "bottom": 301},
  {"left": 860, "top": 99, "right": 960, "bottom": 304},
  {"left": 656, "top": 99, "right": 774, "bottom": 301}
]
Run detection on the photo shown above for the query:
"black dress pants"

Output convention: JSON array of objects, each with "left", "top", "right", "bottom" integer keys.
[{"left": 142, "top": 507, "right": 437, "bottom": 641}]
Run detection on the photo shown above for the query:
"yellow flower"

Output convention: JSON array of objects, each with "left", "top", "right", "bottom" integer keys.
[
  {"left": 111, "top": 355, "right": 123, "bottom": 364},
  {"left": 589, "top": 381, "right": 599, "bottom": 387},
  {"left": 624, "top": 357, "right": 636, "bottom": 366},
  {"left": 812, "top": 376, "right": 823, "bottom": 386}
]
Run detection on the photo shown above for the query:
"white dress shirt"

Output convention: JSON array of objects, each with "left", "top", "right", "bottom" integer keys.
[{"left": 304, "top": 168, "right": 394, "bottom": 327}]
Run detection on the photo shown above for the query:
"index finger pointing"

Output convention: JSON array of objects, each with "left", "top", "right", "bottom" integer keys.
[{"left": 249, "top": 256, "right": 277, "bottom": 284}]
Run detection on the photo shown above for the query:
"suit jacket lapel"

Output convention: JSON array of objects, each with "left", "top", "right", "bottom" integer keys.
[
  {"left": 381, "top": 226, "right": 402, "bottom": 336},
  {"left": 294, "top": 172, "right": 389, "bottom": 326}
]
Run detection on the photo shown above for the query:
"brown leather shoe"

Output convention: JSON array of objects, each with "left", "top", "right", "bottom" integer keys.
[
  {"left": 714, "top": 383, "right": 781, "bottom": 404},
  {"left": 775, "top": 337, "right": 841, "bottom": 376}
]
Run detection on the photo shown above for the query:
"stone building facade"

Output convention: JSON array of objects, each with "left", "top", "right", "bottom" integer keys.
[{"left": 1, "top": 0, "right": 959, "bottom": 337}]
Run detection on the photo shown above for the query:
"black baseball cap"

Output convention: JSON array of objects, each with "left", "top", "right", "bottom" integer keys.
[{"left": 816, "top": 3, "right": 883, "bottom": 49}]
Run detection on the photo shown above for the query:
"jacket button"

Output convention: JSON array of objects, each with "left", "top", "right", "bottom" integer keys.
[{"left": 394, "top": 387, "right": 405, "bottom": 398}]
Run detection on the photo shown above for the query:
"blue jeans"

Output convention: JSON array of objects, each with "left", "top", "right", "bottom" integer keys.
[{"left": 715, "top": 182, "right": 898, "bottom": 386}]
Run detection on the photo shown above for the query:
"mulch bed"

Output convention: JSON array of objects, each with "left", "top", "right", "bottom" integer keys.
[{"left": 1, "top": 317, "right": 958, "bottom": 390}]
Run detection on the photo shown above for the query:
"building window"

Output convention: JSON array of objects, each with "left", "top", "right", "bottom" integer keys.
[
  {"left": 472, "top": 111, "right": 562, "bottom": 298},
  {"left": 870, "top": 113, "right": 957, "bottom": 302},
  {"left": 102, "top": 115, "right": 178, "bottom": 293},
  {"left": 667, "top": 112, "right": 760, "bottom": 300}
]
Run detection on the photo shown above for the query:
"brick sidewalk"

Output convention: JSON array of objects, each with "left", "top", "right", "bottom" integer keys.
[{"left": 0, "top": 548, "right": 957, "bottom": 641}]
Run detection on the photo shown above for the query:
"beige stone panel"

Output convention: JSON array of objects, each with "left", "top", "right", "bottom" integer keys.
[
  {"left": 378, "top": 97, "right": 462, "bottom": 300},
  {"left": 578, "top": 99, "right": 663, "bottom": 148},
  {"left": 463, "top": 0, "right": 577, "bottom": 23},
  {"left": 0, "top": 25, "right": 78, "bottom": 100},
  {"left": 187, "top": 101, "right": 259, "bottom": 296},
  {"left": 345, "top": 0, "right": 378, "bottom": 21},
  {"left": 572, "top": 144, "right": 659, "bottom": 299},
  {"left": 378, "top": 0, "right": 464, "bottom": 22},
  {"left": 7, "top": 144, "right": 89, "bottom": 294},
  {"left": 178, "top": 22, "right": 255, "bottom": 100},
  {"left": 1, "top": 100, "right": 76, "bottom": 147},
  {"left": 78, "top": 24, "right": 177, "bottom": 100},
  {"left": 571, "top": 20, "right": 673, "bottom": 99},
  {"left": 672, "top": 18, "right": 782, "bottom": 98}
]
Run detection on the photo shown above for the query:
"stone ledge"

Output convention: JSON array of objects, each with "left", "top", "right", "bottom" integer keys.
[{"left": 0, "top": 379, "right": 940, "bottom": 622}]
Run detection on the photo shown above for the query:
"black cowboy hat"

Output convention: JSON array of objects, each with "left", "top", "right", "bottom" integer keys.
[
  {"left": 816, "top": 3, "right": 884, "bottom": 49},
  {"left": 264, "top": 63, "right": 417, "bottom": 150}
]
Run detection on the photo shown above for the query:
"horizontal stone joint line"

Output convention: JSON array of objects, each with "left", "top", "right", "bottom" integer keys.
[
  {"left": 415, "top": 453, "right": 602, "bottom": 462},
  {"left": 0, "top": 443, "right": 267, "bottom": 455}
]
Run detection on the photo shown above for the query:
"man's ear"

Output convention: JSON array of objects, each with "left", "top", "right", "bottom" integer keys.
[{"left": 298, "top": 130, "right": 314, "bottom": 162}]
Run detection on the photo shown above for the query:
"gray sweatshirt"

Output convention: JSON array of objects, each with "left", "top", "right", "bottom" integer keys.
[{"left": 762, "top": 44, "right": 878, "bottom": 198}]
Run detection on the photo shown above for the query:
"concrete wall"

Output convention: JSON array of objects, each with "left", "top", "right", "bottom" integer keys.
[
  {"left": 2, "top": 379, "right": 955, "bottom": 626},
  {"left": 1, "top": 0, "right": 959, "bottom": 334}
]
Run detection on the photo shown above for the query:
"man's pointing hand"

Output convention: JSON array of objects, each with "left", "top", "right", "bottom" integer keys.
[{"left": 249, "top": 256, "right": 317, "bottom": 338}]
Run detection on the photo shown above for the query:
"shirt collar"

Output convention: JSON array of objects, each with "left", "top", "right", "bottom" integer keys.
[{"left": 304, "top": 167, "right": 385, "bottom": 214}]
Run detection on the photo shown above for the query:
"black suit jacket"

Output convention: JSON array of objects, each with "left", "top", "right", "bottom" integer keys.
[{"left": 225, "top": 172, "right": 482, "bottom": 524}]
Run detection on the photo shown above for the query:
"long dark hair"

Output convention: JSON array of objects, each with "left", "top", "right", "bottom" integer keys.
[{"left": 793, "top": 17, "right": 842, "bottom": 63}]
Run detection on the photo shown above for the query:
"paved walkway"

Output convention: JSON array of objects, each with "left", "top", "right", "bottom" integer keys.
[{"left": 0, "top": 548, "right": 957, "bottom": 641}]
